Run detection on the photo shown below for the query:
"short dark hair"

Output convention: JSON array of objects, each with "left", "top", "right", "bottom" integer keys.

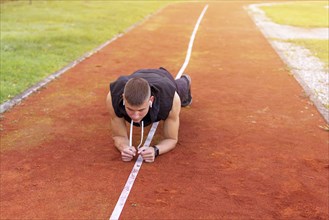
[{"left": 123, "top": 78, "right": 151, "bottom": 106}]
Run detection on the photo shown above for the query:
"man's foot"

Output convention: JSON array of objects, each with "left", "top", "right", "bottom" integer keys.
[{"left": 181, "top": 74, "right": 192, "bottom": 107}]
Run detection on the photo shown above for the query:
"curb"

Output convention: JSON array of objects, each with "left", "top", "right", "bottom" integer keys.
[
  {"left": 245, "top": 3, "right": 329, "bottom": 123},
  {"left": 0, "top": 5, "right": 168, "bottom": 114}
]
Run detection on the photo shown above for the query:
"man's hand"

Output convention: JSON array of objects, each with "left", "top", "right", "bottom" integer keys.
[
  {"left": 121, "top": 146, "right": 136, "bottom": 162},
  {"left": 138, "top": 146, "right": 155, "bottom": 163}
]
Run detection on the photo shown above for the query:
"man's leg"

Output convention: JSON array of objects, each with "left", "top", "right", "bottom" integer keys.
[
  {"left": 157, "top": 67, "right": 192, "bottom": 107},
  {"left": 175, "top": 75, "right": 192, "bottom": 107}
]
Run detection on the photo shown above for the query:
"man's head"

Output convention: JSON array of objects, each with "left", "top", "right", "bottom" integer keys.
[{"left": 123, "top": 78, "right": 154, "bottom": 123}]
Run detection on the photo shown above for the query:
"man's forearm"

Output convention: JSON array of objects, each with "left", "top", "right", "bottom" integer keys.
[
  {"left": 155, "top": 138, "right": 178, "bottom": 155},
  {"left": 113, "top": 136, "right": 129, "bottom": 152}
]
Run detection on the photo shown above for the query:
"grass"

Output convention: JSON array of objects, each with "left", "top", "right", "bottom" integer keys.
[
  {"left": 261, "top": 1, "right": 329, "bottom": 69},
  {"left": 260, "top": 1, "right": 329, "bottom": 28},
  {"left": 0, "top": 0, "right": 170, "bottom": 104}
]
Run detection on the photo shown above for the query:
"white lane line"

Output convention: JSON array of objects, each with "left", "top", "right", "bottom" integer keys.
[
  {"left": 110, "top": 122, "right": 158, "bottom": 220},
  {"left": 109, "top": 4, "right": 208, "bottom": 220},
  {"left": 176, "top": 4, "right": 208, "bottom": 79}
]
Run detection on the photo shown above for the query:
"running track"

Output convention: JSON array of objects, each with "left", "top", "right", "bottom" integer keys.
[{"left": 1, "top": 2, "right": 328, "bottom": 219}]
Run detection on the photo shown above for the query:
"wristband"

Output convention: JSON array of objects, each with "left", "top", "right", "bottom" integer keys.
[{"left": 152, "top": 145, "right": 160, "bottom": 158}]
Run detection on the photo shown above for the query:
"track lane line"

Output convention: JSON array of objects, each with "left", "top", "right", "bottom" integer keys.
[{"left": 109, "top": 4, "right": 208, "bottom": 220}]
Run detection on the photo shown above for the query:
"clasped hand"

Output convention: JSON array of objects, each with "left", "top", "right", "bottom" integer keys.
[{"left": 121, "top": 146, "right": 155, "bottom": 163}]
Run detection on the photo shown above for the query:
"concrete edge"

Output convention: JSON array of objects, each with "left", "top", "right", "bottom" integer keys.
[
  {"left": 245, "top": 4, "right": 329, "bottom": 124},
  {"left": 0, "top": 4, "right": 170, "bottom": 114}
]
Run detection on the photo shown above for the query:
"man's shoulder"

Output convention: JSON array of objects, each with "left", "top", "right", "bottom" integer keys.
[{"left": 110, "top": 76, "right": 129, "bottom": 91}]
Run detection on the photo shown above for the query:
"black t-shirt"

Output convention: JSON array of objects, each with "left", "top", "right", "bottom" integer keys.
[{"left": 110, "top": 68, "right": 177, "bottom": 127}]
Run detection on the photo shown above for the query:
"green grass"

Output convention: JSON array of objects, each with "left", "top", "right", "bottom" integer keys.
[
  {"left": 260, "top": 1, "right": 329, "bottom": 28},
  {"left": 0, "top": 0, "right": 170, "bottom": 104},
  {"left": 260, "top": 1, "right": 329, "bottom": 70}
]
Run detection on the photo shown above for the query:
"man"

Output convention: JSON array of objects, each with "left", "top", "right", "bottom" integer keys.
[{"left": 106, "top": 67, "right": 192, "bottom": 162}]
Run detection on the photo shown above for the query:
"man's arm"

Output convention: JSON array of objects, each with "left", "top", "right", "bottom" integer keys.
[
  {"left": 158, "top": 92, "right": 181, "bottom": 154},
  {"left": 139, "top": 92, "right": 181, "bottom": 162},
  {"left": 106, "top": 91, "right": 136, "bottom": 161}
]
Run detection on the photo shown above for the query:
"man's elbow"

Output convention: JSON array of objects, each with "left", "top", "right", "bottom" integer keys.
[{"left": 171, "top": 138, "right": 178, "bottom": 148}]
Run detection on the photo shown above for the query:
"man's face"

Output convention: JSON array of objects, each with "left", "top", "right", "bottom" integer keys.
[{"left": 124, "top": 99, "right": 150, "bottom": 123}]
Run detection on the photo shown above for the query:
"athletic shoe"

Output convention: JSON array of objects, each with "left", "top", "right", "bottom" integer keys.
[{"left": 181, "top": 74, "right": 192, "bottom": 107}]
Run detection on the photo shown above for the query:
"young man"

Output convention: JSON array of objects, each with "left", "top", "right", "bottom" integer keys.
[{"left": 106, "top": 67, "right": 192, "bottom": 162}]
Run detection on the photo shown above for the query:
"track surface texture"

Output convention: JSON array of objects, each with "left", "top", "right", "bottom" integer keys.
[{"left": 1, "top": 2, "right": 328, "bottom": 219}]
